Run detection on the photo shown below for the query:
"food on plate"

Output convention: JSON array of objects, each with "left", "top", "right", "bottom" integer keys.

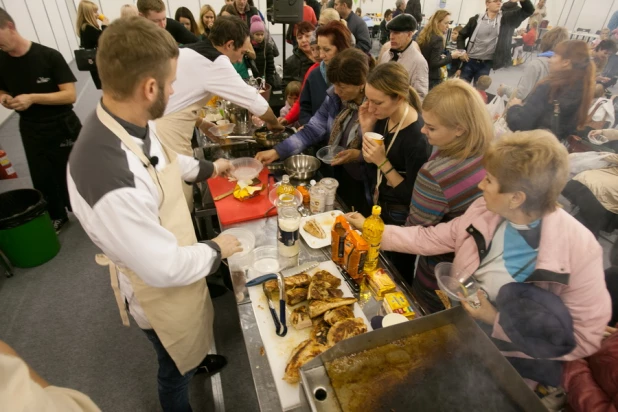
[
  {"left": 233, "top": 178, "right": 263, "bottom": 201},
  {"left": 308, "top": 281, "right": 344, "bottom": 300},
  {"left": 312, "top": 270, "right": 342, "bottom": 287},
  {"left": 303, "top": 218, "right": 326, "bottom": 239},
  {"left": 311, "top": 317, "right": 331, "bottom": 346},
  {"left": 324, "top": 306, "right": 355, "bottom": 326},
  {"left": 327, "top": 317, "right": 368, "bottom": 346},
  {"left": 290, "top": 306, "right": 312, "bottom": 330},
  {"left": 284, "top": 339, "right": 328, "bottom": 384},
  {"left": 264, "top": 273, "right": 311, "bottom": 294},
  {"left": 286, "top": 288, "right": 308, "bottom": 306},
  {"left": 309, "top": 297, "right": 357, "bottom": 318}
]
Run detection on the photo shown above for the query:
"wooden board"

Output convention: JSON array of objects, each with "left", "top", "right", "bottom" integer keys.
[
  {"left": 207, "top": 169, "right": 277, "bottom": 226},
  {"left": 247, "top": 260, "right": 372, "bottom": 411}
]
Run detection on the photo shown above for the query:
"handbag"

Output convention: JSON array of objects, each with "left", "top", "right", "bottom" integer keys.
[
  {"left": 74, "top": 48, "right": 97, "bottom": 72},
  {"left": 586, "top": 99, "right": 610, "bottom": 130}
]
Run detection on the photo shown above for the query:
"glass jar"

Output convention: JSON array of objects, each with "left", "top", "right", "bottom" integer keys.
[{"left": 277, "top": 206, "right": 301, "bottom": 257}]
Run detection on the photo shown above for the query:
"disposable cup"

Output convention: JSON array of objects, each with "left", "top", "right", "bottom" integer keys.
[{"left": 365, "top": 132, "right": 384, "bottom": 145}]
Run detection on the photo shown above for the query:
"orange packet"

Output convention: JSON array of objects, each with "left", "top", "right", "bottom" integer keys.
[
  {"left": 344, "top": 229, "right": 369, "bottom": 280},
  {"left": 331, "top": 216, "right": 349, "bottom": 265}
]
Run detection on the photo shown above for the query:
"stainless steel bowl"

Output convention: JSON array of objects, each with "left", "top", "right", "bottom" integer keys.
[{"left": 283, "top": 155, "right": 320, "bottom": 180}]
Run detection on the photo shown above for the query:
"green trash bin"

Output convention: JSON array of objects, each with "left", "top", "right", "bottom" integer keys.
[{"left": 0, "top": 189, "right": 60, "bottom": 268}]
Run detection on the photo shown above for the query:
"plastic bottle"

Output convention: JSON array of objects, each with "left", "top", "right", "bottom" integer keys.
[
  {"left": 362, "top": 205, "right": 385, "bottom": 274},
  {"left": 276, "top": 175, "right": 296, "bottom": 197}
]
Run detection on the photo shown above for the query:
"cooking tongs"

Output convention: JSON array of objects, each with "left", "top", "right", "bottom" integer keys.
[{"left": 246, "top": 272, "right": 288, "bottom": 337}]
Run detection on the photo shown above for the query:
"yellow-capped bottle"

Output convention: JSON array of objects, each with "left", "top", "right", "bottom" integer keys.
[
  {"left": 362, "top": 205, "right": 384, "bottom": 274},
  {"left": 276, "top": 175, "right": 296, "bottom": 197}
]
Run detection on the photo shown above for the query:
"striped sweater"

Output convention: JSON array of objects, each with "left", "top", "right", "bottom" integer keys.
[{"left": 405, "top": 152, "right": 486, "bottom": 312}]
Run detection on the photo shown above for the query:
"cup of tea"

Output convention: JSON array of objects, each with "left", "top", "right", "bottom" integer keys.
[{"left": 365, "top": 132, "right": 384, "bottom": 146}]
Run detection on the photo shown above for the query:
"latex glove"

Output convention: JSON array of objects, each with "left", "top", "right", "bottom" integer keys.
[
  {"left": 362, "top": 135, "right": 386, "bottom": 166},
  {"left": 8, "top": 94, "right": 33, "bottom": 111},
  {"left": 255, "top": 149, "right": 280, "bottom": 165},
  {"left": 345, "top": 212, "right": 366, "bottom": 230},
  {"left": 331, "top": 149, "right": 360, "bottom": 166},
  {"left": 213, "top": 158, "right": 232, "bottom": 178},
  {"left": 461, "top": 292, "right": 498, "bottom": 325},
  {"left": 212, "top": 234, "right": 242, "bottom": 259}
]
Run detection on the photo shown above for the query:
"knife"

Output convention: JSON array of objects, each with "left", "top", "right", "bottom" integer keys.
[
  {"left": 246, "top": 261, "right": 320, "bottom": 287},
  {"left": 335, "top": 264, "right": 361, "bottom": 294}
]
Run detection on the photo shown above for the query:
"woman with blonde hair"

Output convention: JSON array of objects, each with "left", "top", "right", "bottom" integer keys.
[
  {"left": 76, "top": 0, "right": 108, "bottom": 49},
  {"left": 358, "top": 62, "right": 431, "bottom": 274},
  {"left": 348, "top": 79, "right": 492, "bottom": 311},
  {"left": 120, "top": 4, "right": 138, "bottom": 18},
  {"left": 417, "top": 10, "right": 465, "bottom": 89},
  {"left": 199, "top": 5, "right": 217, "bottom": 38}
]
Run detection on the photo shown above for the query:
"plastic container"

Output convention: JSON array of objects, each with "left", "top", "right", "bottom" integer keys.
[
  {"left": 319, "top": 177, "right": 339, "bottom": 208},
  {"left": 220, "top": 228, "right": 255, "bottom": 270},
  {"left": 268, "top": 187, "right": 303, "bottom": 208},
  {"left": 0, "top": 189, "right": 60, "bottom": 267},
  {"left": 251, "top": 245, "right": 280, "bottom": 275},
  {"left": 230, "top": 157, "right": 263, "bottom": 181},
  {"left": 309, "top": 185, "right": 327, "bottom": 214},
  {"left": 362, "top": 205, "right": 384, "bottom": 274},
  {"left": 208, "top": 122, "right": 236, "bottom": 137},
  {"left": 435, "top": 262, "right": 482, "bottom": 307},
  {"left": 316, "top": 145, "right": 345, "bottom": 164}
]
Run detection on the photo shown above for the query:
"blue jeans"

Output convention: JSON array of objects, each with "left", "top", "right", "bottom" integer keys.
[
  {"left": 143, "top": 328, "right": 197, "bottom": 412},
  {"left": 460, "top": 58, "right": 492, "bottom": 85}
]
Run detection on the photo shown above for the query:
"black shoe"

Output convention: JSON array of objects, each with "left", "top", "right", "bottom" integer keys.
[
  {"left": 53, "top": 217, "right": 69, "bottom": 234},
  {"left": 195, "top": 354, "right": 227, "bottom": 376}
]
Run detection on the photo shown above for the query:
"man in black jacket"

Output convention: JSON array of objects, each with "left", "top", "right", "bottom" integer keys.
[
  {"left": 334, "top": 0, "right": 371, "bottom": 52},
  {"left": 404, "top": 0, "right": 422, "bottom": 25},
  {"left": 137, "top": 0, "right": 198, "bottom": 44},
  {"left": 234, "top": 0, "right": 261, "bottom": 27},
  {"left": 457, "top": 0, "right": 533, "bottom": 84}
]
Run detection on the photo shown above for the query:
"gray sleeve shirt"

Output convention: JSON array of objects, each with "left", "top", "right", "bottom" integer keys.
[{"left": 468, "top": 16, "right": 500, "bottom": 60}]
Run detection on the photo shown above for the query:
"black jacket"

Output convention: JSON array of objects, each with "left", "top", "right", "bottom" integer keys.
[
  {"left": 166, "top": 18, "right": 199, "bottom": 45},
  {"left": 253, "top": 41, "right": 276, "bottom": 88},
  {"left": 506, "top": 82, "right": 584, "bottom": 140},
  {"left": 299, "top": 67, "right": 326, "bottom": 125},
  {"left": 306, "top": 0, "right": 321, "bottom": 20},
  {"left": 419, "top": 34, "right": 450, "bottom": 81},
  {"left": 79, "top": 24, "right": 105, "bottom": 49},
  {"left": 404, "top": 0, "right": 422, "bottom": 24},
  {"left": 379, "top": 19, "right": 390, "bottom": 44},
  {"left": 283, "top": 48, "right": 315, "bottom": 88},
  {"left": 238, "top": 6, "right": 261, "bottom": 27},
  {"left": 457, "top": 0, "right": 534, "bottom": 70}
]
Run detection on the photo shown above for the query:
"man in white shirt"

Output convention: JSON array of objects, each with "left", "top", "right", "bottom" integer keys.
[{"left": 67, "top": 17, "right": 241, "bottom": 411}]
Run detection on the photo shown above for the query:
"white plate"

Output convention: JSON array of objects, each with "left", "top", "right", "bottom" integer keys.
[{"left": 299, "top": 210, "right": 343, "bottom": 249}]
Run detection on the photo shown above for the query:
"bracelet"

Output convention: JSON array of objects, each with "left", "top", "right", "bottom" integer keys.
[
  {"left": 378, "top": 159, "right": 388, "bottom": 169},
  {"left": 383, "top": 167, "right": 394, "bottom": 175}
]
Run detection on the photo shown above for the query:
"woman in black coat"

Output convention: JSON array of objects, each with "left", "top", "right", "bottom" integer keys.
[
  {"left": 417, "top": 10, "right": 464, "bottom": 89},
  {"left": 76, "top": 0, "right": 108, "bottom": 89},
  {"left": 283, "top": 21, "right": 316, "bottom": 89}
]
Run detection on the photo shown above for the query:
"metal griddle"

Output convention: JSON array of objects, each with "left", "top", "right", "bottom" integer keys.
[{"left": 299, "top": 307, "right": 547, "bottom": 412}]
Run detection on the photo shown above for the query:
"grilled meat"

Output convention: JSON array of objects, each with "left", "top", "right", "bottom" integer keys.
[
  {"left": 308, "top": 280, "right": 344, "bottom": 300},
  {"left": 284, "top": 339, "right": 328, "bottom": 384},
  {"left": 308, "top": 297, "right": 357, "bottom": 318},
  {"left": 264, "top": 273, "right": 311, "bottom": 294},
  {"left": 286, "top": 288, "right": 308, "bottom": 306},
  {"left": 324, "top": 306, "right": 355, "bottom": 326},
  {"left": 313, "top": 270, "right": 342, "bottom": 288},
  {"left": 326, "top": 317, "right": 367, "bottom": 346},
  {"left": 311, "top": 317, "right": 331, "bottom": 346},
  {"left": 290, "top": 306, "right": 312, "bottom": 330}
]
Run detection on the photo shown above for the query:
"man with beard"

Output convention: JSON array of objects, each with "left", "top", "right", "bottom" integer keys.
[
  {"left": 377, "top": 13, "right": 428, "bottom": 98},
  {"left": 67, "top": 17, "right": 242, "bottom": 412}
]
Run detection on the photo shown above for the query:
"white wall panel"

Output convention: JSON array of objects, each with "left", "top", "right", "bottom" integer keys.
[
  {"left": 26, "top": 0, "right": 59, "bottom": 50},
  {"left": 168, "top": 0, "right": 200, "bottom": 19},
  {"left": 57, "top": 0, "right": 80, "bottom": 52},
  {"left": 99, "top": 0, "right": 136, "bottom": 21},
  {"left": 44, "top": 0, "right": 72, "bottom": 60},
  {"left": 4, "top": 1, "right": 39, "bottom": 43}
]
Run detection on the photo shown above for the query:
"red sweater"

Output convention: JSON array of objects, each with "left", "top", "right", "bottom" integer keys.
[
  {"left": 522, "top": 28, "right": 536, "bottom": 46},
  {"left": 563, "top": 332, "right": 618, "bottom": 412},
  {"left": 285, "top": 62, "right": 319, "bottom": 124}
]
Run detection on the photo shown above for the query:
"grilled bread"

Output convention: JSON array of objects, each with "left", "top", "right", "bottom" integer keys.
[
  {"left": 286, "top": 288, "right": 308, "bottom": 306},
  {"left": 324, "top": 306, "right": 355, "bottom": 326},
  {"left": 264, "top": 273, "right": 311, "bottom": 294},
  {"left": 308, "top": 280, "right": 344, "bottom": 300},
  {"left": 290, "top": 306, "right": 312, "bottom": 330},
  {"left": 308, "top": 297, "right": 357, "bottom": 318},
  {"left": 310, "top": 317, "right": 331, "bottom": 346},
  {"left": 326, "top": 317, "right": 367, "bottom": 346},
  {"left": 284, "top": 339, "right": 328, "bottom": 384}
]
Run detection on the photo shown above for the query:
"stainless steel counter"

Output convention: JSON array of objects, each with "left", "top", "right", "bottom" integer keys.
[{"left": 222, "top": 213, "right": 423, "bottom": 412}]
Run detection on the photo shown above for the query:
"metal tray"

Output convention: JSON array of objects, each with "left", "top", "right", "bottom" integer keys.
[{"left": 299, "top": 307, "right": 547, "bottom": 412}]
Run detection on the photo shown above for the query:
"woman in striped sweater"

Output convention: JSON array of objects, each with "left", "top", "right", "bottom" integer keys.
[{"left": 348, "top": 79, "right": 492, "bottom": 313}]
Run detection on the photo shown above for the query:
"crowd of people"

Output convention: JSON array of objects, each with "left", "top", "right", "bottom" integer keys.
[{"left": 1, "top": 0, "right": 618, "bottom": 411}]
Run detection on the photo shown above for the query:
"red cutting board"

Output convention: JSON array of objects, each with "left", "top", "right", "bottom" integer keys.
[{"left": 207, "top": 168, "right": 277, "bottom": 226}]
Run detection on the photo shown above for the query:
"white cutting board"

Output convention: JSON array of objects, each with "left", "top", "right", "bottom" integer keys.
[
  {"left": 247, "top": 260, "right": 372, "bottom": 411},
  {"left": 298, "top": 210, "right": 343, "bottom": 249}
]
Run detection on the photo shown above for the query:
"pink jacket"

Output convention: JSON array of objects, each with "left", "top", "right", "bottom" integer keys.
[{"left": 383, "top": 198, "right": 611, "bottom": 361}]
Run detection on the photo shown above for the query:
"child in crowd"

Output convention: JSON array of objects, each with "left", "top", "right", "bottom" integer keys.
[
  {"left": 251, "top": 16, "right": 276, "bottom": 87},
  {"left": 280, "top": 81, "right": 301, "bottom": 117},
  {"left": 448, "top": 26, "right": 464, "bottom": 77},
  {"left": 475, "top": 75, "right": 492, "bottom": 104}
]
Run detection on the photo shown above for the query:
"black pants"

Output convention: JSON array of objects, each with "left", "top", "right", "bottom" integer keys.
[
  {"left": 19, "top": 111, "right": 81, "bottom": 220},
  {"left": 562, "top": 180, "right": 617, "bottom": 237}
]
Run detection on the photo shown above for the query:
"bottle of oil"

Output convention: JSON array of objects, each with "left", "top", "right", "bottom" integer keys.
[
  {"left": 362, "top": 205, "right": 384, "bottom": 274},
  {"left": 277, "top": 175, "right": 295, "bottom": 197}
]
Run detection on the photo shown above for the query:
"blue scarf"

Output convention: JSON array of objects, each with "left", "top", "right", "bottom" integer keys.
[
  {"left": 538, "top": 51, "right": 554, "bottom": 58},
  {"left": 320, "top": 61, "right": 330, "bottom": 86}
]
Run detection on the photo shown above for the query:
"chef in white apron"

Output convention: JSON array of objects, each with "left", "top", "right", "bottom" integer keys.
[{"left": 67, "top": 18, "right": 242, "bottom": 412}]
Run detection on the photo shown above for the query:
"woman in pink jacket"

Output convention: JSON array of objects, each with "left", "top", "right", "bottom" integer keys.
[{"left": 348, "top": 131, "right": 611, "bottom": 383}]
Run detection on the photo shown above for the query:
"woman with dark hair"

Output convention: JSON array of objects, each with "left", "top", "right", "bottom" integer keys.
[
  {"left": 283, "top": 21, "right": 316, "bottom": 88},
  {"left": 219, "top": 4, "right": 238, "bottom": 16},
  {"left": 257, "top": 48, "right": 372, "bottom": 215},
  {"left": 175, "top": 6, "right": 200, "bottom": 36},
  {"left": 506, "top": 40, "right": 595, "bottom": 141}
]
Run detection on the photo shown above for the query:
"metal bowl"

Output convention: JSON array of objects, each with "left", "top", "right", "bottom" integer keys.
[
  {"left": 283, "top": 154, "right": 320, "bottom": 180},
  {"left": 253, "top": 126, "right": 296, "bottom": 149}
]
